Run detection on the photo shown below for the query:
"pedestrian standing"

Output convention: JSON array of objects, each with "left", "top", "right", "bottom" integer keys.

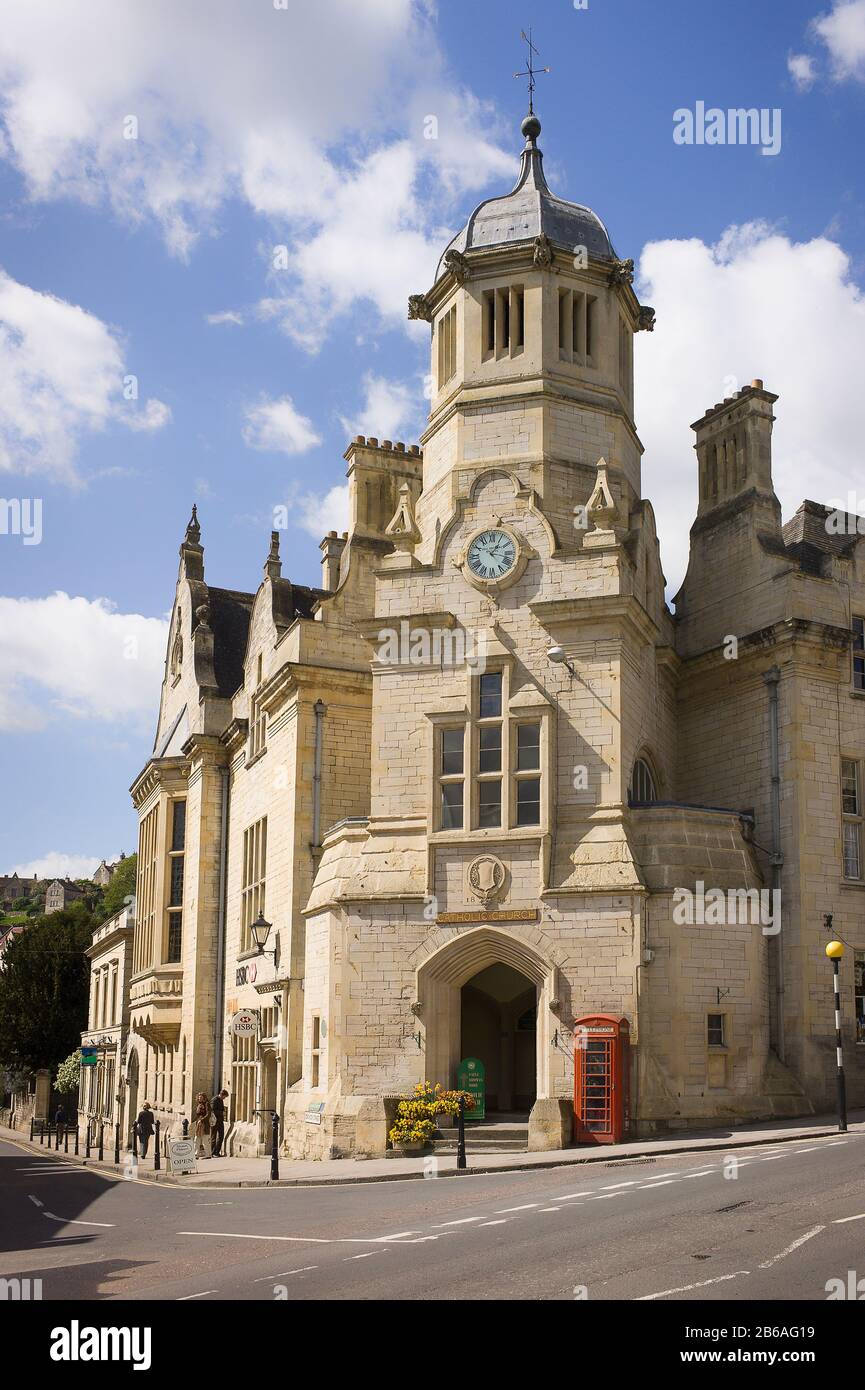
[
  {"left": 54, "top": 1102, "right": 66, "bottom": 1130},
  {"left": 193, "top": 1092, "right": 212, "bottom": 1159},
  {"left": 210, "top": 1088, "right": 229, "bottom": 1157},
  {"left": 135, "top": 1101, "right": 155, "bottom": 1159}
]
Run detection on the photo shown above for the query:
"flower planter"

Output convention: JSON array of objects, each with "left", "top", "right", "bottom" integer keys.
[{"left": 393, "top": 1141, "right": 427, "bottom": 1155}]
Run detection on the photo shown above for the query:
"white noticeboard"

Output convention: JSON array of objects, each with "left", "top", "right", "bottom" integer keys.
[{"left": 168, "top": 1138, "right": 197, "bottom": 1174}]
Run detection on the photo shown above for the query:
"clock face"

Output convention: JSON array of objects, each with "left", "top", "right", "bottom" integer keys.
[{"left": 467, "top": 528, "right": 518, "bottom": 582}]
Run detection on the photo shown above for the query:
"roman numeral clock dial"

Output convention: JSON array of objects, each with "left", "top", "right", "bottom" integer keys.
[{"left": 461, "top": 525, "right": 527, "bottom": 592}]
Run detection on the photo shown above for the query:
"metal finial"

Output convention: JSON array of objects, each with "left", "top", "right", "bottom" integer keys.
[{"left": 513, "top": 27, "right": 550, "bottom": 116}]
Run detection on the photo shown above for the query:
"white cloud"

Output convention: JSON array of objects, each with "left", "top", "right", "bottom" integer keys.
[
  {"left": 787, "top": 52, "right": 818, "bottom": 90},
  {"left": 125, "top": 397, "right": 172, "bottom": 432},
  {"left": 635, "top": 222, "right": 865, "bottom": 597},
  {"left": 0, "top": 268, "right": 169, "bottom": 481},
  {"left": 0, "top": 1, "right": 512, "bottom": 347},
  {"left": 0, "top": 592, "right": 168, "bottom": 731},
  {"left": 294, "top": 484, "right": 350, "bottom": 541},
  {"left": 11, "top": 852, "right": 114, "bottom": 881},
  {"left": 812, "top": 0, "right": 865, "bottom": 81},
  {"left": 242, "top": 395, "right": 322, "bottom": 456},
  {"left": 205, "top": 310, "right": 243, "bottom": 326},
  {"left": 339, "top": 373, "right": 423, "bottom": 443}
]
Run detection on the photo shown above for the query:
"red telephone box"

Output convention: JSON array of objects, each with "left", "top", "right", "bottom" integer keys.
[{"left": 573, "top": 1014, "right": 630, "bottom": 1144}]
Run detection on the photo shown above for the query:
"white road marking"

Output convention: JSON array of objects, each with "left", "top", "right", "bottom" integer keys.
[
  {"left": 373, "top": 1232, "right": 424, "bottom": 1242},
  {"left": 479, "top": 1220, "right": 508, "bottom": 1227},
  {"left": 680, "top": 1170, "right": 715, "bottom": 1179},
  {"left": 538, "top": 1207, "right": 562, "bottom": 1212},
  {"left": 758, "top": 1225, "right": 825, "bottom": 1269},
  {"left": 253, "top": 1267, "right": 318, "bottom": 1281},
  {"left": 637, "top": 1180, "right": 677, "bottom": 1189},
  {"left": 834, "top": 1213, "right": 865, "bottom": 1225},
  {"left": 177, "top": 1291, "right": 216, "bottom": 1300},
  {"left": 42, "top": 1212, "right": 115, "bottom": 1227},
  {"left": 587, "top": 1193, "right": 625, "bottom": 1201},
  {"left": 432, "top": 1217, "right": 484, "bottom": 1227},
  {"left": 345, "top": 1252, "right": 382, "bottom": 1260},
  {"left": 494, "top": 1204, "right": 539, "bottom": 1213},
  {"left": 28, "top": 1195, "right": 43, "bottom": 1208},
  {"left": 794, "top": 1147, "right": 821, "bottom": 1153},
  {"left": 638, "top": 1270, "right": 750, "bottom": 1300},
  {"left": 179, "top": 1231, "right": 332, "bottom": 1243},
  {"left": 822, "top": 1141, "right": 848, "bottom": 1147},
  {"left": 600, "top": 1181, "right": 639, "bottom": 1190},
  {"left": 551, "top": 1192, "right": 593, "bottom": 1201}
]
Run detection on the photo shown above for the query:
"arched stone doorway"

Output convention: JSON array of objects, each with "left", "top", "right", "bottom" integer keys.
[
  {"left": 126, "top": 1050, "right": 139, "bottom": 1150},
  {"left": 415, "top": 926, "right": 557, "bottom": 1104},
  {"left": 461, "top": 963, "right": 537, "bottom": 1114}
]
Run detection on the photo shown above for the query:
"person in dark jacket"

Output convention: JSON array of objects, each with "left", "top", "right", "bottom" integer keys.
[
  {"left": 136, "top": 1101, "right": 155, "bottom": 1158},
  {"left": 54, "top": 1103, "right": 66, "bottom": 1130},
  {"left": 210, "top": 1089, "right": 229, "bottom": 1157}
]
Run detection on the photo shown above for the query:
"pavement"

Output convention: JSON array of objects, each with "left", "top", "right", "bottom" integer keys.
[
  {"left": 3, "top": 1108, "right": 862, "bottom": 1186},
  {"left": 2, "top": 1123, "right": 865, "bottom": 1301}
]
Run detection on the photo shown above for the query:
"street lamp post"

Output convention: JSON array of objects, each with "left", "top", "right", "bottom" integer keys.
[{"left": 826, "top": 939, "right": 848, "bottom": 1133}]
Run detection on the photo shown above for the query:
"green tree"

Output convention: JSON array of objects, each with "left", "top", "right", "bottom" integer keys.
[
  {"left": 55, "top": 1051, "right": 81, "bottom": 1094},
  {"left": 95, "top": 853, "right": 137, "bottom": 924},
  {"left": 0, "top": 905, "right": 93, "bottom": 1073}
]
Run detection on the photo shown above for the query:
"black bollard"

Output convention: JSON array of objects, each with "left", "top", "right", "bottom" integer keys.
[
  {"left": 114, "top": 1124, "right": 120, "bottom": 1165},
  {"left": 271, "top": 1110, "right": 280, "bottom": 1182},
  {"left": 98, "top": 1123, "right": 104, "bottom": 1161},
  {"left": 55, "top": 1124, "right": 61, "bottom": 1151},
  {"left": 85, "top": 1123, "right": 91, "bottom": 1159},
  {"left": 456, "top": 1094, "right": 467, "bottom": 1171},
  {"left": 182, "top": 1117, "right": 189, "bottom": 1139},
  {"left": 74, "top": 1127, "right": 79, "bottom": 1156},
  {"left": 63, "top": 1127, "right": 68, "bottom": 1154},
  {"left": 154, "top": 1120, "right": 161, "bottom": 1171},
  {"left": 39, "top": 1121, "right": 44, "bottom": 1146},
  {"left": 132, "top": 1120, "right": 138, "bottom": 1159},
  {"left": 29, "top": 1115, "right": 34, "bottom": 1142}
]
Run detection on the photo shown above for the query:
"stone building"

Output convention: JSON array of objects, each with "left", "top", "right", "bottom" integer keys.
[
  {"left": 123, "top": 110, "right": 865, "bottom": 1158},
  {"left": 44, "top": 879, "right": 87, "bottom": 914},
  {"left": 79, "top": 905, "right": 135, "bottom": 1143}
]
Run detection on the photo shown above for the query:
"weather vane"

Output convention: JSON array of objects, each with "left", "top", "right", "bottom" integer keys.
[{"left": 514, "top": 28, "right": 550, "bottom": 114}]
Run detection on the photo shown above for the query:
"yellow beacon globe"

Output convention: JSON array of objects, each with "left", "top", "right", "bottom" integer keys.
[{"left": 826, "top": 941, "right": 845, "bottom": 960}]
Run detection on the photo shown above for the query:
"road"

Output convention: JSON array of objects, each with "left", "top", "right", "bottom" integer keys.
[{"left": 2, "top": 1130, "right": 864, "bottom": 1301}]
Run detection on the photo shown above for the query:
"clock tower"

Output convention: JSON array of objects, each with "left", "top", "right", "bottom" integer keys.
[{"left": 287, "top": 106, "right": 772, "bottom": 1160}]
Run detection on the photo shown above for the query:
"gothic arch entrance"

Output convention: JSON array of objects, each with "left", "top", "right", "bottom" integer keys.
[
  {"left": 416, "top": 927, "right": 557, "bottom": 1104},
  {"left": 126, "top": 1050, "right": 139, "bottom": 1149}
]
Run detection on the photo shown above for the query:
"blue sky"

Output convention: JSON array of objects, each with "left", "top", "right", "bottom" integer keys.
[{"left": 1, "top": 0, "right": 864, "bottom": 875}]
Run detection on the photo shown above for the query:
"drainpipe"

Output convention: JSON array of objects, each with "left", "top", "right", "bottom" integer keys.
[
  {"left": 312, "top": 700, "right": 327, "bottom": 850},
  {"left": 764, "top": 666, "right": 785, "bottom": 1063},
  {"left": 213, "top": 764, "right": 230, "bottom": 1093}
]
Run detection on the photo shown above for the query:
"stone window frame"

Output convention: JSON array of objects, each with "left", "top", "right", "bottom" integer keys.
[
  {"left": 629, "top": 753, "right": 659, "bottom": 806},
  {"left": 852, "top": 616, "right": 865, "bottom": 692},
  {"left": 248, "top": 652, "right": 267, "bottom": 762},
  {"left": 707, "top": 1012, "right": 728, "bottom": 1048},
  {"left": 165, "top": 797, "right": 186, "bottom": 965},
  {"left": 437, "top": 303, "right": 457, "bottom": 387},
  {"left": 240, "top": 816, "right": 268, "bottom": 955},
  {"left": 482, "top": 282, "right": 525, "bottom": 363},
  {"left": 310, "top": 1014, "right": 323, "bottom": 1090},
  {"left": 841, "top": 756, "right": 862, "bottom": 881},
  {"left": 427, "top": 663, "right": 551, "bottom": 838}
]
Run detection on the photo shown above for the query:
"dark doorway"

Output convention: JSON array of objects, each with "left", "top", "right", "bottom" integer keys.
[{"left": 460, "top": 962, "right": 537, "bottom": 1114}]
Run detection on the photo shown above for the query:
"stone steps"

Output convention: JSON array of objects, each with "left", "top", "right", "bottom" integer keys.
[{"left": 433, "top": 1119, "right": 529, "bottom": 1154}]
